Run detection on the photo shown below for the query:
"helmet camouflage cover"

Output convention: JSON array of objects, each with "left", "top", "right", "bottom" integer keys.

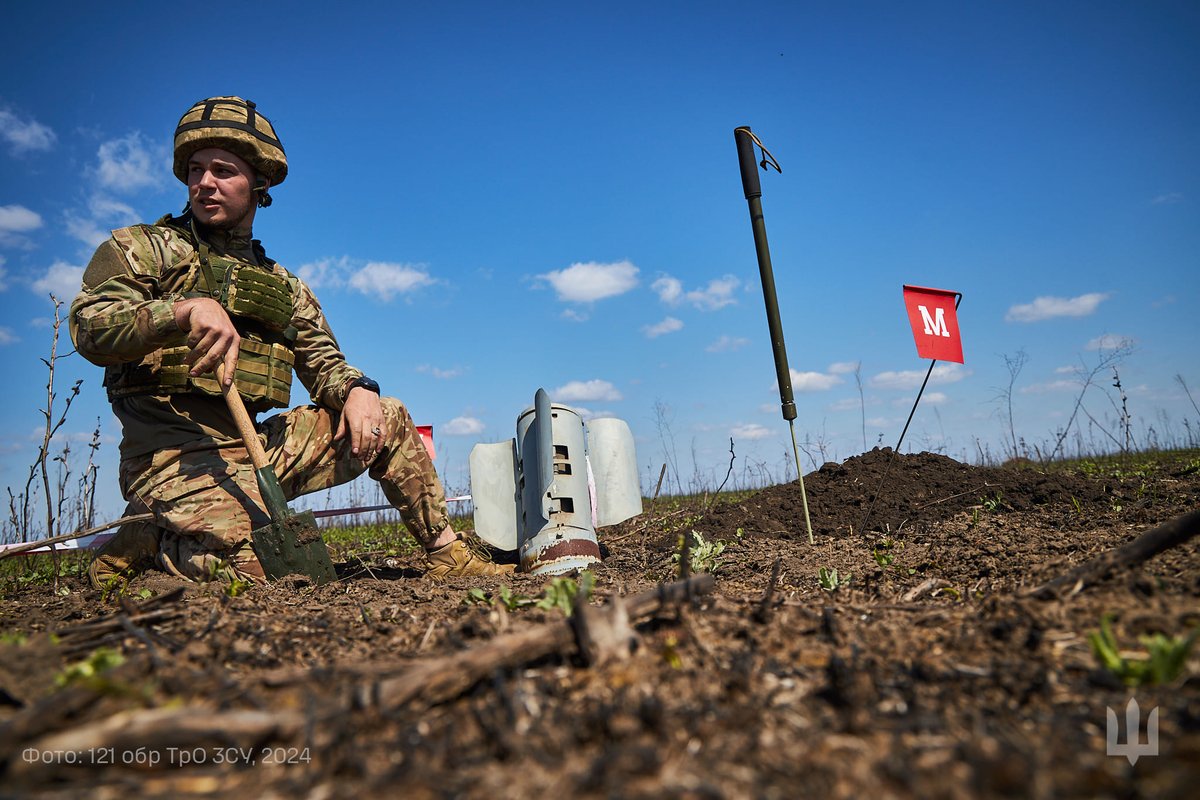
[{"left": 173, "top": 96, "right": 287, "bottom": 186}]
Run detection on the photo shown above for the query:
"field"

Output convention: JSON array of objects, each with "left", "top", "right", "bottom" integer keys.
[{"left": 1, "top": 448, "right": 1198, "bottom": 798}]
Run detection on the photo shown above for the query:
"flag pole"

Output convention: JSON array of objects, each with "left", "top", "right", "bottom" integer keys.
[{"left": 734, "top": 126, "right": 813, "bottom": 543}]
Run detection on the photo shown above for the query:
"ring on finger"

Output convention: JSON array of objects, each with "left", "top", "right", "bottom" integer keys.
[{"left": 371, "top": 426, "right": 382, "bottom": 436}]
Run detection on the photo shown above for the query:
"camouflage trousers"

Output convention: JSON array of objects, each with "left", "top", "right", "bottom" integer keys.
[{"left": 115, "top": 396, "right": 448, "bottom": 582}]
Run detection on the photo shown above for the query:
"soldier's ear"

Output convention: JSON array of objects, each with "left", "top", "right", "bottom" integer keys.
[{"left": 254, "top": 176, "right": 273, "bottom": 208}]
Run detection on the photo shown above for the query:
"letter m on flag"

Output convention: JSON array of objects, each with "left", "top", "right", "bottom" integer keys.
[{"left": 902, "top": 285, "right": 964, "bottom": 363}]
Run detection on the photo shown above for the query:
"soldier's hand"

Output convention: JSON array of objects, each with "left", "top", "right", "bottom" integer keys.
[
  {"left": 173, "top": 298, "right": 241, "bottom": 383},
  {"left": 336, "top": 387, "right": 386, "bottom": 461}
]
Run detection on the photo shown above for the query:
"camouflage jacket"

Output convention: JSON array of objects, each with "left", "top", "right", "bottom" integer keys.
[{"left": 70, "top": 214, "right": 364, "bottom": 461}]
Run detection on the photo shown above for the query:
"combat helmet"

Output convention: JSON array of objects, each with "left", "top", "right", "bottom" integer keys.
[{"left": 173, "top": 96, "right": 287, "bottom": 188}]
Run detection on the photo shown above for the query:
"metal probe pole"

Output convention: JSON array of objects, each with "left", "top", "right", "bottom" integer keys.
[{"left": 734, "top": 126, "right": 813, "bottom": 543}]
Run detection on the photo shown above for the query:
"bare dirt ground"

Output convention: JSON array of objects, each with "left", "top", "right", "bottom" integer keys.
[{"left": 2, "top": 448, "right": 1198, "bottom": 799}]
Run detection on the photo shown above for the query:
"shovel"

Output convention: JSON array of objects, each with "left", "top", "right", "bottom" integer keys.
[{"left": 216, "top": 364, "right": 337, "bottom": 585}]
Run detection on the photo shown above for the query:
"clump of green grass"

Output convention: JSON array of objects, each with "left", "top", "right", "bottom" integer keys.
[
  {"left": 818, "top": 566, "right": 850, "bottom": 592},
  {"left": 1089, "top": 614, "right": 1199, "bottom": 687},
  {"left": 465, "top": 571, "right": 595, "bottom": 618},
  {"left": 872, "top": 539, "right": 917, "bottom": 575},
  {"left": 322, "top": 523, "right": 421, "bottom": 561},
  {"left": 55, "top": 647, "right": 125, "bottom": 689},
  {"left": 672, "top": 530, "right": 728, "bottom": 574},
  {"left": 0, "top": 552, "right": 91, "bottom": 598}
]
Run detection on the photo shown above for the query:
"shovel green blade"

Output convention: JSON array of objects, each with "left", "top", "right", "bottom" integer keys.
[{"left": 249, "top": 464, "right": 337, "bottom": 585}]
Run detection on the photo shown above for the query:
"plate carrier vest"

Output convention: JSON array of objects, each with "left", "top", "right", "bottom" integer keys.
[{"left": 104, "top": 214, "right": 296, "bottom": 410}]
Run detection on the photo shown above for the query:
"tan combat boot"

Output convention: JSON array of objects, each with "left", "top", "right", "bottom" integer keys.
[
  {"left": 87, "top": 521, "right": 162, "bottom": 590},
  {"left": 157, "top": 533, "right": 266, "bottom": 585},
  {"left": 426, "top": 533, "right": 516, "bottom": 580}
]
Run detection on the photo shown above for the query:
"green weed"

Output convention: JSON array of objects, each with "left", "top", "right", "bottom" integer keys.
[
  {"left": 497, "top": 585, "right": 536, "bottom": 612},
  {"left": 1, "top": 630, "right": 28, "bottom": 646},
  {"left": 661, "top": 634, "right": 683, "bottom": 669},
  {"left": 873, "top": 540, "right": 917, "bottom": 575},
  {"left": 818, "top": 566, "right": 850, "bottom": 592},
  {"left": 225, "top": 575, "right": 252, "bottom": 598},
  {"left": 55, "top": 646, "right": 125, "bottom": 689},
  {"left": 672, "top": 530, "right": 728, "bottom": 574},
  {"left": 465, "top": 584, "right": 536, "bottom": 612},
  {"left": 464, "top": 572, "right": 595, "bottom": 617},
  {"left": 537, "top": 571, "right": 594, "bottom": 617},
  {"left": 1088, "top": 614, "right": 1199, "bottom": 687}
]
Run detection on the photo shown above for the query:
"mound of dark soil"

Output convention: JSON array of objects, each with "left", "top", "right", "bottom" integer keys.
[{"left": 708, "top": 448, "right": 1141, "bottom": 541}]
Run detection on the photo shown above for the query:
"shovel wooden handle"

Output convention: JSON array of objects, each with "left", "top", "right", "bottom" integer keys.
[{"left": 215, "top": 363, "right": 269, "bottom": 470}]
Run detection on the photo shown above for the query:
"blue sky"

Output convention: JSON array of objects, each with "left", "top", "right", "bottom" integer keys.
[{"left": 2, "top": 0, "right": 1198, "bottom": 530}]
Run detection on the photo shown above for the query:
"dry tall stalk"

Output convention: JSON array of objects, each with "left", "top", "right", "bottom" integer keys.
[{"left": 4, "top": 295, "right": 86, "bottom": 574}]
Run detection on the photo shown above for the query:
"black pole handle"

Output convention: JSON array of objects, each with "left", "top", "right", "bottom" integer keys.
[
  {"left": 735, "top": 126, "right": 762, "bottom": 199},
  {"left": 734, "top": 125, "right": 796, "bottom": 422}
]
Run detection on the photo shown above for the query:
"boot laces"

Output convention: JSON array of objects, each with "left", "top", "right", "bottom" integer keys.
[{"left": 459, "top": 531, "right": 496, "bottom": 563}]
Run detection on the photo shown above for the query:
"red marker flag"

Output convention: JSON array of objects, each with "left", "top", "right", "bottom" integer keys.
[
  {"left": 902, "top": 285, "right": 964, "bottom": 363},
  {"left": 417, "top": 425, "right": 436, "bottom": 460}
]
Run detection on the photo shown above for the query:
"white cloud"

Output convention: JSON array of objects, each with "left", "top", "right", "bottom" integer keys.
[
  {"left": 1086, "top": 334, "right": 1134, "bottom": 352},
  {"left": 706, "top": 335, "right": 750, "bottom": 353},
  {"left": 651, "top": 276, "right": 682, "bottom": 304},
  {"left": 781, "top": 369, "right": 844, "bottom": 392},
  {"left": 64, "top": 195, "right": 139, "bottom": 249},
  {"left": 0, "top": 204, "right": 43, "bottom": 247},
  {"left": 870, "top": 364, "right": 968, "bottom": 390},
  {"left": 686, "top": 275, "right": 739, "bottom": 310},
  {"left": 348, "top": 262, "right": 435, "bottom": 301},
  {"left": 0, "top": 204, "right": 42, "bottom": 233},
  {"left": 296, "top": 256, "right": 352, "bottom": 289},
  {"left": 0, "top": 108, "right": 56, "bottom": 154},
  {"left": 730, "top": 423, "right": 774, "bottom": 440},
  {"left": 31, "top": 261, "right": 84, "bottom": 299},
  {"left": 0, "top": 326, "right": 17, "bottom": 345},
  {"left": 892, "top": 391, "right": 947, "bottom": 407},
  {"left": 64, "top": 215, "right": 113, "bottom": 249},
  {"left": 538, "top": 260, "right": 639, "bottom": 303},
  {"left": 442, "top": 416, "right": 485, "bottom": 435},
  {"left": 1005, "top": 292, "right": 1109, "bottom": 323},
  {"left": 643, "top": 316, "right": 683, "bottom": 338},
  {"left": 1151, "top": 192, "right": 1183, "bottom": 205},
  {"left": 654, "top": 273, "right": 740, "bottom": 310},
  {"left": 552, "top": 379, "right": 623, "bottom": 403},
  {"left": 95, "top": 132, "right": 164, "bottom": 193},
  {"left": 88, "top": 195, "right": 137, "bottom": 219},
  {"left": 416, "top": 364, "right": 463, "bottom": 379},
  {"left": 828, "top": 361, "right": 860, "bottom": 375},
  {"left": 561, "top": 308, "right": 589, "bottom": 322}
]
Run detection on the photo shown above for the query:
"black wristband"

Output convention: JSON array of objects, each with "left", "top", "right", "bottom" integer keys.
[{"left": 347, "top": 376, "right": 380, "bottom": 395}]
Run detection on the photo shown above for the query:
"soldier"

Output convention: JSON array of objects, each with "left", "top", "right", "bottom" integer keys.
[{"left": 71, "top": 96, "right": 512, "bottom": 587}]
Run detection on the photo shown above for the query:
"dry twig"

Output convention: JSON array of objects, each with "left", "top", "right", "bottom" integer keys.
[{"left": 1027, "top": 510, "right": 1200, "bottom": 600}]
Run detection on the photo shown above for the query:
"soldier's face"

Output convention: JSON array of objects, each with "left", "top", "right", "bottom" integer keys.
[{"left": 187, "top": 148, "right": 257, "bottom": 232}]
